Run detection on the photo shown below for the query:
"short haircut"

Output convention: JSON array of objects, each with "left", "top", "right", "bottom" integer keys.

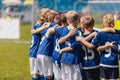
[
  {"left": 82, "top": 16, "right": 94, "bottom": 28},
  {"left": 103, "top": 14, "right": 114, "bottom": 27},
  {"left": 47, "top": 13, "right": 55, "bottom": 22},
  {"left": 65, "top": 11, "right": 79, "bottom": 23},
  {"left": 39, "top": 8, "right": 50, "bottom": 16},
  {"left": 60, "top": 13, "right": 67, "bottom": 25},
  {"left": 54, "top": 14, "right": 61, "bottom": 25}
]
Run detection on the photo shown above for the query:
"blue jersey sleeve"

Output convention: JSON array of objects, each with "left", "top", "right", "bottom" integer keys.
[
  {"left": 48, "top": 34, "right": 54, "bottom": 40},
  {"left": 91, "top": 32, "right": 101, "bottom": 46},
  {"left": 54, "top": 27, "right": 63, "bottom": 36}
]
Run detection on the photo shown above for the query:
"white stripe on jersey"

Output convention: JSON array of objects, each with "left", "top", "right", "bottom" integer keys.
[
  {"left": 100, "top": 63, "right": 118, "bottom": 68},
  {"left": 81, "top": 65, "right": 100, "bottom": 69}
]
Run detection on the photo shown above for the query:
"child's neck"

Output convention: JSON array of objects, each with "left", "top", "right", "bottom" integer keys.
[
  {"left": 84, "top": 28, "right": 93, "bottom": 34},
  {"left": 68, "top": 24, "right": 76, "bottom": 30}
]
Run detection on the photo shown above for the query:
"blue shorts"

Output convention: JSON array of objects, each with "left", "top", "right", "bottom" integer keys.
[
  {"left": 82, "top": 67, "right": 100, "bottom": 80},
  {"left": 100, "top": 66, "right": 119, "bottom": 79}
]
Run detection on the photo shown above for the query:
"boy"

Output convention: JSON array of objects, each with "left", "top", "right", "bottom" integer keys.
[
  {"left": 34, "top": 12, "right": 56, "bottom": 80},
  {"left": 45, "top": 13, "right": 68, "bottom": 80},
  {"left": 57, "top": 11, "right": 82, "bottom": 80},
  {"left": 29, "top": 15, "right": 45, "bottom": 80},
  {"left": 78, "top": 16, "right": 100, "bottom": 80},
  {"left": 76, "top": 14, "right": 120, "bottom": 80}
]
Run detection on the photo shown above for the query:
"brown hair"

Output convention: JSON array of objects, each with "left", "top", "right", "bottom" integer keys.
[
  {"left": 54, "top": 14, "right": 61, "bottom": 25},
  {"left": 60, "top": 13, "right": 67, "bottom": 26},
  {"left": 82, "top": 16, "right": 94, "bottom": 28},
  {"left": 65, "top": 11, "right": 79, "bottom": 24},
  {"left": 47, "top": 13, "right": 55, "bottom": 22}
]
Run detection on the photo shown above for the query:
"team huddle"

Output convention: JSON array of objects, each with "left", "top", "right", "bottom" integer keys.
[{"left": 29, "top": 8, "right": 120, "bottom": 80}]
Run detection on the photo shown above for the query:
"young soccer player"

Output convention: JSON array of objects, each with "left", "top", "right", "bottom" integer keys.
[
  {"left": 29, "top": 15, "right": 45, "bottom": 80},
  {"left": 77, "top": 16, "right": 100, "bottom": 80},
  {"left": 34, "top": 12, "right": 57, "bottom": 80},
  {"left": 76, "top": 14, "right": 120, "bottom": 80},
  {"left": 57, "top": 11, "right": 82, "bottom": 80},
  {"left": 45, "top": 13, "right": 68, "bottom": 80}
]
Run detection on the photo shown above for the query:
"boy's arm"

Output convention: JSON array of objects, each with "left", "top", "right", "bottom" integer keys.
[
  {"left": 76, "top": 36, "right": 95, "bottom": 49},
  {"left": 46, "top": 27, "right": 55, "bottom": 38},
  {"left": 97, "top": 45, "right": 110, "bottom": 52},
  {"left": 59, "top": 47, "right": 73, "bottom": 54},
  {"left": 100, "top": 28, "right": 115, "bottom": 33},
  {"left": 46, "top": 25, "right": 60, "bottom": 38},
  {"left": 97, "top": 41, "right": 115, "bottom": 51},
  {"left": 84, "top": 32, "right": 97, "bottom": 41},
  {"left": 58, "top": 29, "right": 76, "bottom": 44},
  {"left": 32, "top": 23, "right": 50, "bottom": 34}
]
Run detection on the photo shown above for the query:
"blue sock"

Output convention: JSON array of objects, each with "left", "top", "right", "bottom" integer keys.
[
  {"left": 38, "top": 75, "right": 44, "bottom": 80},
  {"left": 32, "top": 77, "right": 39, "bottom": 80}
]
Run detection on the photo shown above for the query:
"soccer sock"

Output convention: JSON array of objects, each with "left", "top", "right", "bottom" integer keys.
[
  {"left": 39, "top": 75, "right": 44, "bottom": 80},
  {"left": 50, "top": 75, "right": 54, "bottom": 80},
  {"left": 32, "top": 77, "right": 39, "bottom": 80}
]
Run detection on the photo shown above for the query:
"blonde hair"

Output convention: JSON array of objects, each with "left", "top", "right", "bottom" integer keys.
[
  {"left": 103, "top": 14, "right": 114, "bottom": 27},
  {"left": 39, "top": 8, "right": 50, "bottom": 16},
  {"left": 65, "top": 10, "right": 79, "bottom": 23},
  {"left": 82, "top": 16, "right": 94, "bottom": 28}
]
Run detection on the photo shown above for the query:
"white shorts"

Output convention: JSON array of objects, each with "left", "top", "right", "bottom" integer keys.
[
  {"left": 53, "top": 62, "right": 62, "bottom": 80},
  {"left": 29, "top": 58, "right": 39, "bottom": 74},
  {"left": 37, "top": 54, "right": 53, "bottom": 77},
  {"left": 61, "top": 63, "right": 82, "bottom": 80}
]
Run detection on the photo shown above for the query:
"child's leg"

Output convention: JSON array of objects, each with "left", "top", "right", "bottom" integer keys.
[
  {"left": 32, "top": 77, "right": 39, "bottom": 80},
  {"left": 61, "top": 63, "right": 82, "bottom": 80},
  {"left": 32, "top": 74, "right": 39, "bottom": 80},
  {"left": 37, "top": 54, "right": 44, "bottom": 80},
  {"left": 42, "top": 56, "right": 53, "bottom": 80},
  {"left": 30, "top": 58, "right": 39, "bottom": 80},
  {"left": 53, "top": 62, "right": 62, "bottom": 80}
]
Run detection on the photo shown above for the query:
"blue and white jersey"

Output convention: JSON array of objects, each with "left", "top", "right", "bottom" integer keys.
[
  {"left": 81, "top": 30, "right": 100, "bottom": 69},
  {"left": 91, "top": 31, "right": 120, "bottom": 68},
  {"left": 55, "top": 26, "right": 82, "bottom": 64},
  {"left": 37, "top": 22, "right": 56, "bottom": 57},
  {"left": 52, "top": 26, "right": 67, "bottom": 63},
  {"left": 29, "top": 24, "right": 42, "bottom": 58}
]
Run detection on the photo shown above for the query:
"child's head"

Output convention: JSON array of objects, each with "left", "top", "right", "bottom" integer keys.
[
  {"left": 65, "top": 10, "right": 79, "bottom": 27},
  {"left": 50, "top": 10, "right": 59, "bottom": 15},
  {"left": 39, "top": 8, "right": 50, "bottom": 16},
  {"left": 82, "top": 16, "right": 94, "bottom": 29},
  {"left": 54, "top": 14, "right": 61, "bottom": 25},
  {"left": 103, "top": 14, "right": 114, "bottom": 28},
  {"left": 60, "top": 13, "right": 68, "bottom": 26},
  {"left": 39, "top": 15, "right": 45, "bottom": 24},
  {"left": 47, "top": 13, "right": 55, "bottom": 22}
]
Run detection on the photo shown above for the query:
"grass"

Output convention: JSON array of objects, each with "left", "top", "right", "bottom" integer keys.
[{"left": 0, "top": 23, "right": 31, "bottom": 80}]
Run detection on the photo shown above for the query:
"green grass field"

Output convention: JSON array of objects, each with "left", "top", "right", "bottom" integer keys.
[
  {"left": 0, "top": 23, "right": 31, "bottom": 80},
  {"left": 0, "top": 23, "right": 119, "bottom": 80}
]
